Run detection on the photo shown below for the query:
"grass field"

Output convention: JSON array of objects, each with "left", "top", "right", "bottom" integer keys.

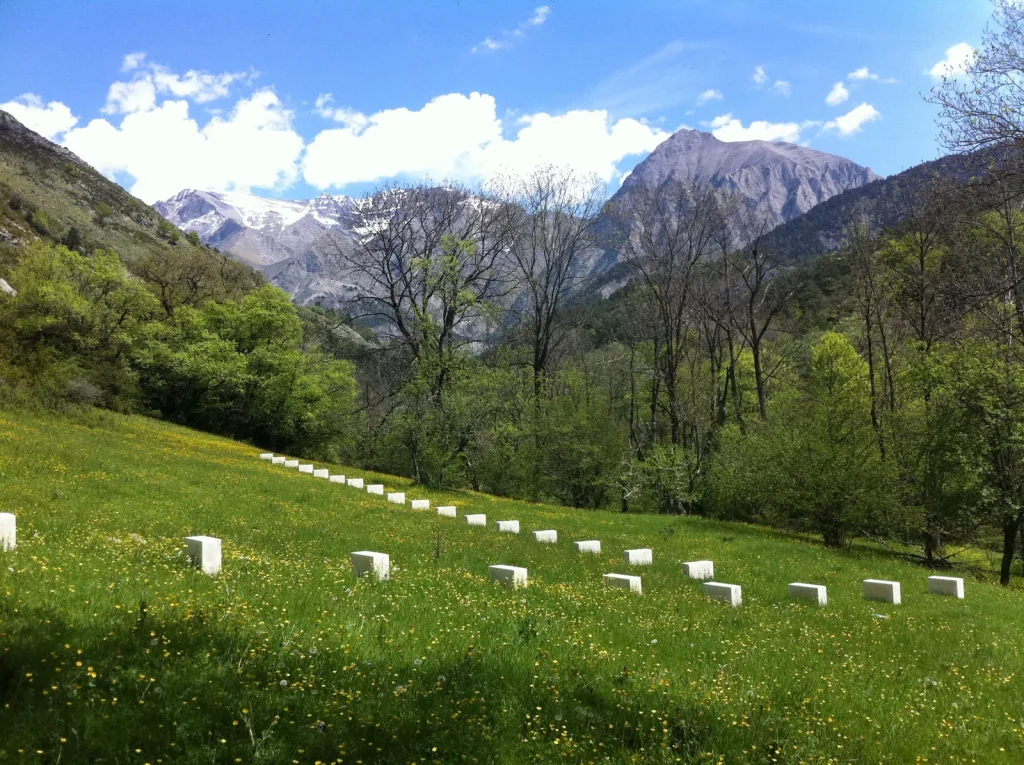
[{"left": 1, "top": 408, "right": 1022, "bottom": 764}]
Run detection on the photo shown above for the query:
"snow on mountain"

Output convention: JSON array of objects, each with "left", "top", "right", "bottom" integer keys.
[{"left": 154, "top": 189, "right": 354, "bottom": 267}]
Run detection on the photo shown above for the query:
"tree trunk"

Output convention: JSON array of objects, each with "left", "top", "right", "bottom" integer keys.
[{"left": 999, "top": 514, "right": 1022, "bottom": 586}]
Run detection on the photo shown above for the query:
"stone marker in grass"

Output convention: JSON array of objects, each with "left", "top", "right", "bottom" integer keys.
[
  {"left": 259, "top": 453, "right": 273, "bottom": 460},
  {"left": 624, "top": 548, "right": 652, "bottom": 565},
  {"left": 788, "top": 582, "right": 827, "bottom": 605},
  {"left": 437, "top": 506, "right": 457, "bottom": 517},
  {"left": 185, "top": 535, "right": 221, "bottom": 576},
  {"left": 603, "top": 573, "right": 642, "bottom": 594},
  {"left": 575, "top": 540, "right": 601, "bottom": 553},
  {"left": 533, "top": 530, "right": 557, "bottom": 543},
  {"left": 683, "top": 560, "right": 714, "bottom": 580},
  {"left": 489, "top": 565, "right": 527, "bottom": 588},
  {"left": 271, "top": 456, "right": 286, "bottom": 465},
  {"left": 367, "top": 484, "right": 384, "bottom": 495},
  {"left": 329, "top": 474, "right": 346, "bottom": 483},
  {"left": 496, "top": 520, "right": 520, "bottom": 534},
  {"left": 347, "top": 478, "right": 364, "bottom": 488},
  {"left": 313, "top": 469, "right": 329, "bottom": 479},
  {"left": 863, "top": 579, "right": 901, "bottom": 604},
  {"left": 465, "top": 514, "right": 486, "bottom": 526},
  {"left": 928, "top": 576, "right": 964, "bottom": 599},
  {"left": 387, "top": 492, "right": 405, "bottom": 504},
  {"left": 284, "top": 460, "right": 299, "bottom": 468},
  {"left": 351, "top": 551, "right": 390, "bottom": 581},
  {"left": 299, "top": 464, "right": 314, "bottom": 474},
  {"left": 410, "top": 499, "right": 430, "bottom": 510},
  {"left": 0, "top": 512, "right": 16, "bottom": 551},
  {"left": 704, "top": 581, "right": 742, "bottom": 606}
]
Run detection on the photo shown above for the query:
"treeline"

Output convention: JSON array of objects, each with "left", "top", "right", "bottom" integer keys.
[{"left": 0, "top": 242, "right": 357, "bottom": 459}]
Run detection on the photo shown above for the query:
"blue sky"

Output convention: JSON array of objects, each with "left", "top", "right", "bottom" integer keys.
[{"left": 0, "top": 0, "right": 992, "bottom": 203}]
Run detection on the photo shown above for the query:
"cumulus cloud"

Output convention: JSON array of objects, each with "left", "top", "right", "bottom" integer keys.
[
  {"left": 772, "top": 79, "right": 792, "bottom": 97},
  {"left": 929, "top": 43, "right": 975, "bottom": 79},
  {"left": 473, "top": 6, "right": 551, "bottom": 53},
  {"left": 847, "top": 66, "right": 895, "bottom": 83},
  {"left": 752, "top": 66, "right": 790, "bottom": 95},
  {"left": 103, "top": 58, "right": 252, "bottom": 114},
  {"left": 824, "top": 102, "right": 880, "bottom": 136},
  {"left": 303, "top": 92, "right": 668, "bottom": 189},
  {"left": 709, "top": 113, "right": 802, "bottom": 143},
  {"left": 62, "top": 89, "right": 304, "bottom": 202},
  {"left": 825, "top": 81, "right": 849, "bottom": 106},
  {"left": 696, "top": 88, "right": 723, "bottom": 105},
  {"left": 0, "top": 93, "right": 79, "bottom": 139},
  {"left": 752, "top": 65, "right": 768, "bottom": 85}
]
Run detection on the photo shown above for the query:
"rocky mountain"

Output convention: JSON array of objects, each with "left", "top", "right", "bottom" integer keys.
[
  {"left": 155, "top": 127, "right": 882, "bottom": 306},
  {"left": 613, "top": 129, "right": 881, "bottom": 231}
]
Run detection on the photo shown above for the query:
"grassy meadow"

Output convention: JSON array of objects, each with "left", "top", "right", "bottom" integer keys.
[{"left": 1, "top": 408, "right": 1022, "bottom": 764}]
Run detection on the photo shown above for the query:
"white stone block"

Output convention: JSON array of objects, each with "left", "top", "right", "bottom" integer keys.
[
  {"left": 704, "top": 581, "right": 742, "bottom": 606},
  {"left": 185, "top": 535, "right": 221, "bottom": 575},
  {"left": 366, "top": 484, "right": 384, "bottom": 495},
  {"left": 271, "top": 456, "right": 285, "bottom": 465},
  {"left": 624, "top": 548, "right": 652, "bottom": 565},
  {"left": 259, "top": 453, "right": 273, "bottom": 460},
  {"left": 603, "top": 573, "right": 642, "bottom": 594},
  {"left": 347, "top": 478, "right": 364, "bottom": 488},
  {"left": 683, "top": 560, "right": 714, "bottom": 580},
  {"left": 410, "top": 499, "right": 430, "bottom": 510},
  {"left": 489, "top": 564, "right": 527, "bottom": 588},
  {"left": 465, "top": 514, "right": 486, "bottom": 527},
  {"left": 284, "top": 460, "right": 299, "bottom": 468},
  {"left": 928, "top": 576, "right": 964, "bottom": 599},
  {"left": 387, "top": 492, "right": 405, "bottom": 504},
  {"left": 533, "top": 529, "right": 557, "bottom": 543},
  {"left": 575, "top": 540, "right": 601, "bottom": 554},
  {"left": 351, "top": 551, "right": 390, "bottom": 581},
  {"left": 299, "top": 464, "right": 314, "bottom": 474},
  {"left": 313, "top": 469, "right": 329, "bottom": 479},
  {"left": 0, "top": 513, "right": 16, "bottom": 552},
  {"left": 437, "top": 506, "right": 457, "bottom": 517},
  {"left": 863, "top": 579, "right": 901, "bottom": 604},
  {"left": 329, "top": 474, "right": 346, "bottom": 483},
  {"left": 788, "top": 582, "right": 828, "bottom": 605},
  {"left": 496, "top": 520, "right": 520, "bottom": 534}
]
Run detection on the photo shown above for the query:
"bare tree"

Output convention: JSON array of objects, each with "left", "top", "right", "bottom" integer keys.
[
  {"left": 608, "top": 180, "right": 733, "bottom": 446},
  {"left": 323, "top": 181, "right": 518, "bottom": 394},
  {"left": 931, "top": 1, "right": 1024, "bottom": 156},
  {"left": 499, "top": 166, "right": 605, "bottom": 398}
]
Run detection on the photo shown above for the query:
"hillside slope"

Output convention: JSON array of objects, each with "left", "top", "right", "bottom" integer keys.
[
  {"left": 0, "top": 110, "right": 259, "bottom": 305},
  {"left": 1, "top": 407, "right": 1021, "bottom": 763}
]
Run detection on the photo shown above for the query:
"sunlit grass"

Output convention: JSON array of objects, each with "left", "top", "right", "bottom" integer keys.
[{"left": 1, "top": 407, "right": 1022, "bottom": 763}]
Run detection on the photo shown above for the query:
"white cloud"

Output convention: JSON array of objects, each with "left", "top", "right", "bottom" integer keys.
[
  {"left": 825, "top": 81, "right": 849, "bottom": 106},
  {"left": 929, "top": 42, "right": 975, "bottom": 79},
  {"left": 772, "top": 79, "right": 792, "bottom": 97},
  {"left": 753, "top": 65, "right": 768, "bottom": 85},
  {"left": 62, "top": 89, "right": 304, "bottom": 202},
  {"left": 526, "top": 6, "right": 550, "bottom": 26},
  {"left": 0, "top": 93, "right": 79, "bottom": 139},
  {"left": 103, "top": 57, "right": 251, "bottom": 114},
  {"left": 302, "top": 92, "right": 668, "bottom": 189},
  {"left": 709, "top": 113, "right": 802, "bottom": 143},
  {"left": 696, "top": 88, "right": 723, "bottom": 105},
  {"left": 121, "top": 52, "right": 147, "bottom": 72},
  {"left": 473, "top": 6, "right": 552, "bottom": 53},
  {"left": 823, "top": 102, "right": 880, "bottom": 136},
  {"left": 314, "top": 93, "right": 370, "bottom": 130}
]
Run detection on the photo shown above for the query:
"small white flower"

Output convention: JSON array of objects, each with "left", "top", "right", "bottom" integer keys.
[
  {"left": 279, "top": 679, "right": 288, "bottom": 688},
  {"left": 650, "top": 639, "right": 658, "bottom": 645}
]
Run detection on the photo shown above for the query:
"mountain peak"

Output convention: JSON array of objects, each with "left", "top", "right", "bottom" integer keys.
[{"left": 615, "top": 126, "right": 880, "bottom": 229}]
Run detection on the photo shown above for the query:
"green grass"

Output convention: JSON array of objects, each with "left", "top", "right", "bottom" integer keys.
[{"left": 1, "top": 408, "right": 1022, "bottom": 764}]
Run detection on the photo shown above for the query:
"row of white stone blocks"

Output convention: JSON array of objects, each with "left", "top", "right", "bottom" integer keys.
[{"left": 256, "top": 455, "right": 967, "bottom": 602}]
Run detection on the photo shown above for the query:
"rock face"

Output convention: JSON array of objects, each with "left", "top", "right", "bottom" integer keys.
[{"left": 613, "top": 129, "right": 881, "bottom": 231}]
